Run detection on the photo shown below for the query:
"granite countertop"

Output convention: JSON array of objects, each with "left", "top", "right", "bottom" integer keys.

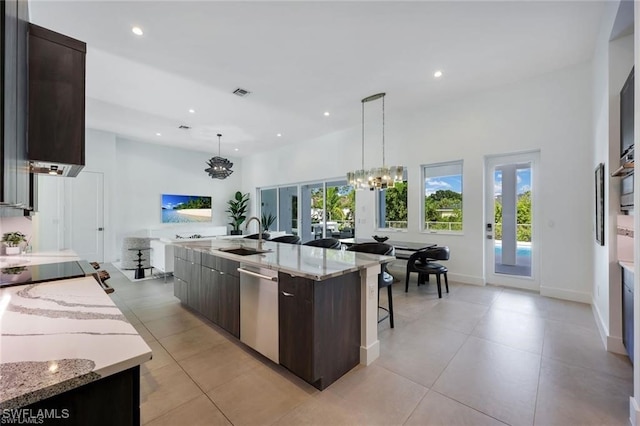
[
  {"left": 0, "top": 276, "right": 152, "bottom": 409},
  {"left": 174, "top": 239, "right": 395, "bottom": 281},
  {"left": 0, "top": 249, "right": 80, "bottom": 268}
]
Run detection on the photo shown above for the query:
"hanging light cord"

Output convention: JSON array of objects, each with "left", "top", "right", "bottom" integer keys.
[
  {"left": 217, "top": 133, "right": 222, "bottom": 156},
  {"left": 361, "top": 101, "right": 365, "bottom": 170},
  {"left": 382, "top": 94, "right": 385, "bottom": 166}
]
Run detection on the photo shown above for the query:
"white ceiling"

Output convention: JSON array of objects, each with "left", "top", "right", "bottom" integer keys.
[{"left": 29, "top": 1, "right": 606, "bottom": 157}]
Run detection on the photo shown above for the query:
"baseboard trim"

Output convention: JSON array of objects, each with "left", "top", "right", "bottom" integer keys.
[
  {"left": 540, "top": 286, "right": 591, "bottom": 304},
  {"left": 630, "top": 396, "right": 640, "bottom": 426},
  {"left": 592, "top": 299, "right": 609, "bottom": 348},
  {"left": 360, "top": 340, "right": 380, "bottom": 366},
  {"left": 448, "top": 273, "right": 484, "bottom": 286}
]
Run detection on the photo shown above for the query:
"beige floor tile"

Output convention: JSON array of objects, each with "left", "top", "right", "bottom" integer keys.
[
  {"left": 327, "top": 364, "right": 427, "bottom": 425},
  {"left": 432, "top": 336, "right": 540, "bottom": 426},
  {"left": 274, "top": 389, "right": 368, "bottom": 425},
  {"left": 140, "top": 362, "right": 204, "bottom": 424},
  {"left": 144, "top": 394, "right": 231, "bottom": 426},
  {"left": 207, "top": 364, "right": 316, "bottom": 425},
  {"left": 124, "top": 292, "right": 178, "bottom": 310},
  {"left": 376, "top": 321, "right": 468, "bottom": 388},
  {"left": 534, "top": 357, "right": 631, "bottom": 426},
  {"left": 491, "top": 288, "right": 548, "bottom": 317},
  {"left": 133, "top": 322, "right": 157, "bottom": 344},
  {"left": 141, "top": 339, "right": 176, "bottom": 375},
  {"left": 131, "top": 299, "right": 187, "bottom": 322},
  {"left": 405, "top": 391, "right": 508, "bottom": 426},
  {"left": 543, "top": 320, "right": 632, "bottom": 380},
  {"left": 451, "top": 284, "right": 504, "bottom": 306},
  {"left": 144, "top": 311, "right": 206, "bottom": 339},
  {"left": 159, "top": 324, "right": 230, "bottom": 361},
  {"left": 417, "top": 299, "right": 489, "bottom": 334},
  {"left": 388, "top": 291, "right": 443, "bottom": 320},
  {"left": 472, "top": 308, "right": 546, "bottom": 354},
  {"left": 545, "top": 298, "right": 597, "bottom": 330},
  {"left": 180, "top": 341, "right": 262, "bottom": 392}
]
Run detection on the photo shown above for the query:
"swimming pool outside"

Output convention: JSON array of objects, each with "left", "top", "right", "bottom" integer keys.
[{"left": 494, "top": 241, "right": 531, "bottom": 256}]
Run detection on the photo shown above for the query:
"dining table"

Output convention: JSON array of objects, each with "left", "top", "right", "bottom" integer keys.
[{"left": 338, "top": 238, "right": 437, "bottom": 259}]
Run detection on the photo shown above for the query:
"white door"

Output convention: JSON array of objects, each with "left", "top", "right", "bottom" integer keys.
[
  {"left": 484, "top": 151, "right": 539, "bottom": 290},
  {"left": 67, "top": 171, "right": 104, "bottom": 262}
]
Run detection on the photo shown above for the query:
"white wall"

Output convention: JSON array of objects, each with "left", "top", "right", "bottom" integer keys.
[
  {"left": 243, "top": 62, "right": 594, "bottom": 301},
  {"left": 36, "top": 129, "right": 243, "bottom": 262}
]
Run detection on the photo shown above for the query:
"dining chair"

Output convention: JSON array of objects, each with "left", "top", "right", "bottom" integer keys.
[
  {"left": 271, "top": 235, "right": 301, "bottom": 245},
  {"left": 303, "top": 238, "right": 342, "bottom": 249},
  {"left": 405, "top": 246, "right": 450, "bottom": 298}
]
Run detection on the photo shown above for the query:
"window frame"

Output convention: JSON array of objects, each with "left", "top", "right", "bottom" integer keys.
[
  {"left": 376, "top": 169, "right": 409, "bottom": 232},
  {"left": 421, "top": 160, "right": 464, "bottom": 235}
]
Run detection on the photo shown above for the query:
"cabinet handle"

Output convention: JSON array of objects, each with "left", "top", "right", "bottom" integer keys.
[
  {"left": 281, "top": 291, "right": 294, "bottom": 297},
  {"left": 237, "top": 268, "right": 278, "bottom": 282}
]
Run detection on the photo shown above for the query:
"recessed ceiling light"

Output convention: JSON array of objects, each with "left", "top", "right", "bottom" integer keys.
[
  {"left": 188, "top": 109, "right": 195, "bottom": 114},
  {"left": 324, "top": 112, "right": 330, "bottom": 116},
  {"left": 132, "top": 27, "right": 143, "bottom": 36},
  {"left": 155, "top": 132, "right": 161, "bottom": 136},
  {"left": 234, "top": 148, "right": 239, "bottom": 151},
  {"left": 434, "top": 70, "right": 443, "bottom": 78},
  {"left": 277, "top": 133, "right": 282, "bottom": 137}
]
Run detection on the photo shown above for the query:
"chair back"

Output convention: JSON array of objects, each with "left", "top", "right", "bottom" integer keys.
[
  {"left": 303, "top": 238, "right": 341, "bottom": 249},
  {"left": 244, "top": 233, "right": 270, "bottom": 240},
  {"left": 271, "top": 235, "right": 301, "bottom": 245},
  {"left": 425, "top": 246, "right": 450, "bottom": 261}
]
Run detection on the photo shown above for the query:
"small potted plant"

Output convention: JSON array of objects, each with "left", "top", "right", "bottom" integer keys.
[
  {"left": 226, "top": 191, "right": 249, "bottom": 235},
  {"left": 2, "top": 232, "right": 26, "bottom": 255}
]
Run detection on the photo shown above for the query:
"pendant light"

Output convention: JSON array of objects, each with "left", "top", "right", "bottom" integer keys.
[
  {"left": 205, "top": 133, "right": 234, "bottom": 179},
  {"left": 347, "top": 93, "right": 404, "bottom": 190}
]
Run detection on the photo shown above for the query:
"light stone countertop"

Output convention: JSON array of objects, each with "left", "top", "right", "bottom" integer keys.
[
  {"left": 0, "top": 275, "right": 152, "bottom": 409},
  {"left": 173, "top": 239, "right": 395, "bottom": 281},
  {"left": 620, "top": 261, "right": 634, "bottom": 274},
  {"left": 0, "top": 249, "right": 80, "bottom": 268}
]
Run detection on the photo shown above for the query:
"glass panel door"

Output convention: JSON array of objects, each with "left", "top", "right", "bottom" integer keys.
[
  {"left": 301, "top": 183, "right": 323, "bottom": 243},
  {"left": 278, "top": 186, "right": 298, "bottom": 235},
  {"left": 260, "top": 188, "right": 277, "bottom": 233}
]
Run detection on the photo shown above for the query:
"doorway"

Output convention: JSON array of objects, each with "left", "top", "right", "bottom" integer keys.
[
  {"left": 485, "top": 151, "right": 539, "bottom": 290},
  {"left": 67, "top": 171, "right": 105, "bottom": 262}
]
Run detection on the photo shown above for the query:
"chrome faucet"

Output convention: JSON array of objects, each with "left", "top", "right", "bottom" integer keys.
[{"left": 245, "top": 216, "right": 263, "bottom": 246}]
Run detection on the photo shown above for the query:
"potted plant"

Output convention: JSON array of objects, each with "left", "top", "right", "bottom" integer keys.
[
  {"left": 261, "top": 213, "right": 276, "bottom": 232},
  {"left": 226, "top": 191, "right": 249, "bottom": 235},
  {"left": 2, "top": 232, "right": 26, "bottom": 255}
]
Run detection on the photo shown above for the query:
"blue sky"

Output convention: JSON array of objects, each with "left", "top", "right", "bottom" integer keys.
[
  {"left": 424, "top": 168, "right": 531, "bottom": 196},
  {"left": 494, "top": 168, "right": 531, "bottom": 195}
]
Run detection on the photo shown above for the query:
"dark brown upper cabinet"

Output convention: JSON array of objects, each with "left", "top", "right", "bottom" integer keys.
[{"left": 28, "top": 23, "right": 86, "bottom": 177}]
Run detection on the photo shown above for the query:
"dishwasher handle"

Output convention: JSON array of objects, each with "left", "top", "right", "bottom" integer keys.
[{"left": 237, "top": 267, "right": 278, "bottom": 282}]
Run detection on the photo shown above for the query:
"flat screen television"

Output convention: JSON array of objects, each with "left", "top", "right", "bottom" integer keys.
[
  {"left": 620, "top": 67, "right": 635, "bottom": 157},
  {"left": 161, "top": 194, "right": 212, "bottom": 223}
]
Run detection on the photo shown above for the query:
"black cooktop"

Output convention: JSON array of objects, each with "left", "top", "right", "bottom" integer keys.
[{"left": 0, "top": 260, "right": 92, "bottom": 288}]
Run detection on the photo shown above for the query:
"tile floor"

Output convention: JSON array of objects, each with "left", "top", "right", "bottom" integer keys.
[{"left": 104, "top": 263, "right": 633, "bottom": 426}]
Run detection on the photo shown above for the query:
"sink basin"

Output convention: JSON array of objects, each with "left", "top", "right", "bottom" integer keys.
[{"left": 218, "top": 247, "right": 270, "bottom": 256}]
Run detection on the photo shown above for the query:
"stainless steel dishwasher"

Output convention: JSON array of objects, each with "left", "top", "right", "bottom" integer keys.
[{"left": 238, "top": 264, "right": 279, "bottom": 363}]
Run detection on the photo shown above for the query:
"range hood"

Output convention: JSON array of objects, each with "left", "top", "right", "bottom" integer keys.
[{"left": 30, "top": 161, "right": 83, "bottom": 177}]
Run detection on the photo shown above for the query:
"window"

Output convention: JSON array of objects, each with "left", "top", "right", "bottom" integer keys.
[
  {"left": 423, "top": 161, "right": 463, "bottom": 232},
  {"left": 377, "top": 170, "right": 408, "bottom": 229}
]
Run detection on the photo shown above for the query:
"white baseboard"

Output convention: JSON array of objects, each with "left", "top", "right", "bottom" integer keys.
[
  {"left": 448, "top": 273, "right": 484, "bottom": 286},
  {"left": 540, "top": 286, "right": 591, "bottom": 304},
  {"left": 630, "top": 396, "right": 640, "bottom": 426},
  {"left": 592, "top": 298, "right": 627, "bottom": 355}
]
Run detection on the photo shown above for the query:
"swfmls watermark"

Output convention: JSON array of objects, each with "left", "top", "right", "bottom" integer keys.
[{"left": 1, "top": 408, "right": 70, "bottom": 424}]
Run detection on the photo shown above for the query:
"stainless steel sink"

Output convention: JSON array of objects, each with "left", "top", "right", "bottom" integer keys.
[{"left": 218, "top": 247, "right": 270, "bottom": 256}]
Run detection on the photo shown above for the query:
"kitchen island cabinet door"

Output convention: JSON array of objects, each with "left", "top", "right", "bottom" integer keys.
[
  {"left": 200, "top": 265, "right": 220, "bottom": 323},
  {"left": 187, "top": 262, "right": 202, "bottom": 313},
  {"left": 219, "top": 273, "right": 240, "bottom": 337},
  {"left": 623, "top": 267, "right": 634, "bottom": 364},
  {"left": 278, "top": 274, "right": 314, "bottom": 383}
]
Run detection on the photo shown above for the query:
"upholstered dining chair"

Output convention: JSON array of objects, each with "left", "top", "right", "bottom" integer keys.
[
  {"left": 271, "top": 235, "right": 301, "bottom": 244},
  {"left": 302, "top": 238, "right": 341, "bottom": 249},
  {"left": 347, "top": 242, "right": 396, "bottom": 328},
  {"left": 405, "top": 246, "right": 450, "bottom": 298}
]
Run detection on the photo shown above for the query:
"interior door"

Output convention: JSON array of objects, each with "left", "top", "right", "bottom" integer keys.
[
  {"left": 485, "top": 151, "right": 539, "bottom": 290},
  {"left": 68, "top": 171, "right": 104, "bottom": 262}
]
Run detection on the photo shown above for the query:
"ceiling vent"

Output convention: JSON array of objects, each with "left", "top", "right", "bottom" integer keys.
[
  {"left": 178, "top": 125, "right": 191, "bottom": 129},
  {"left": 233, "top": 88, "right": 251, "bottom": 97}
]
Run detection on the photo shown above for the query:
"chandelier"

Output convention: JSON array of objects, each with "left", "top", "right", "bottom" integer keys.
[
  {"left": 205, "top": 133, "right": 233, "bottom": 179},
  {"left": 346, "top": 93, "right": 404, "bottom": 190}
]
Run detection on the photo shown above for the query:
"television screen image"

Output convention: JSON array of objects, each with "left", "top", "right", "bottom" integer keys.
[{"left": 162, "top": 194, "right": 212, "bottom": 223}]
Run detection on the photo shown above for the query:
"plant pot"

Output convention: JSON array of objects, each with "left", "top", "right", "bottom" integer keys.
[
  {"left": 230, "top": 230, "right": 243, "bottom": 236},
  {"left": 5, "top": 246, "right": 20, "bottom": 255}
]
